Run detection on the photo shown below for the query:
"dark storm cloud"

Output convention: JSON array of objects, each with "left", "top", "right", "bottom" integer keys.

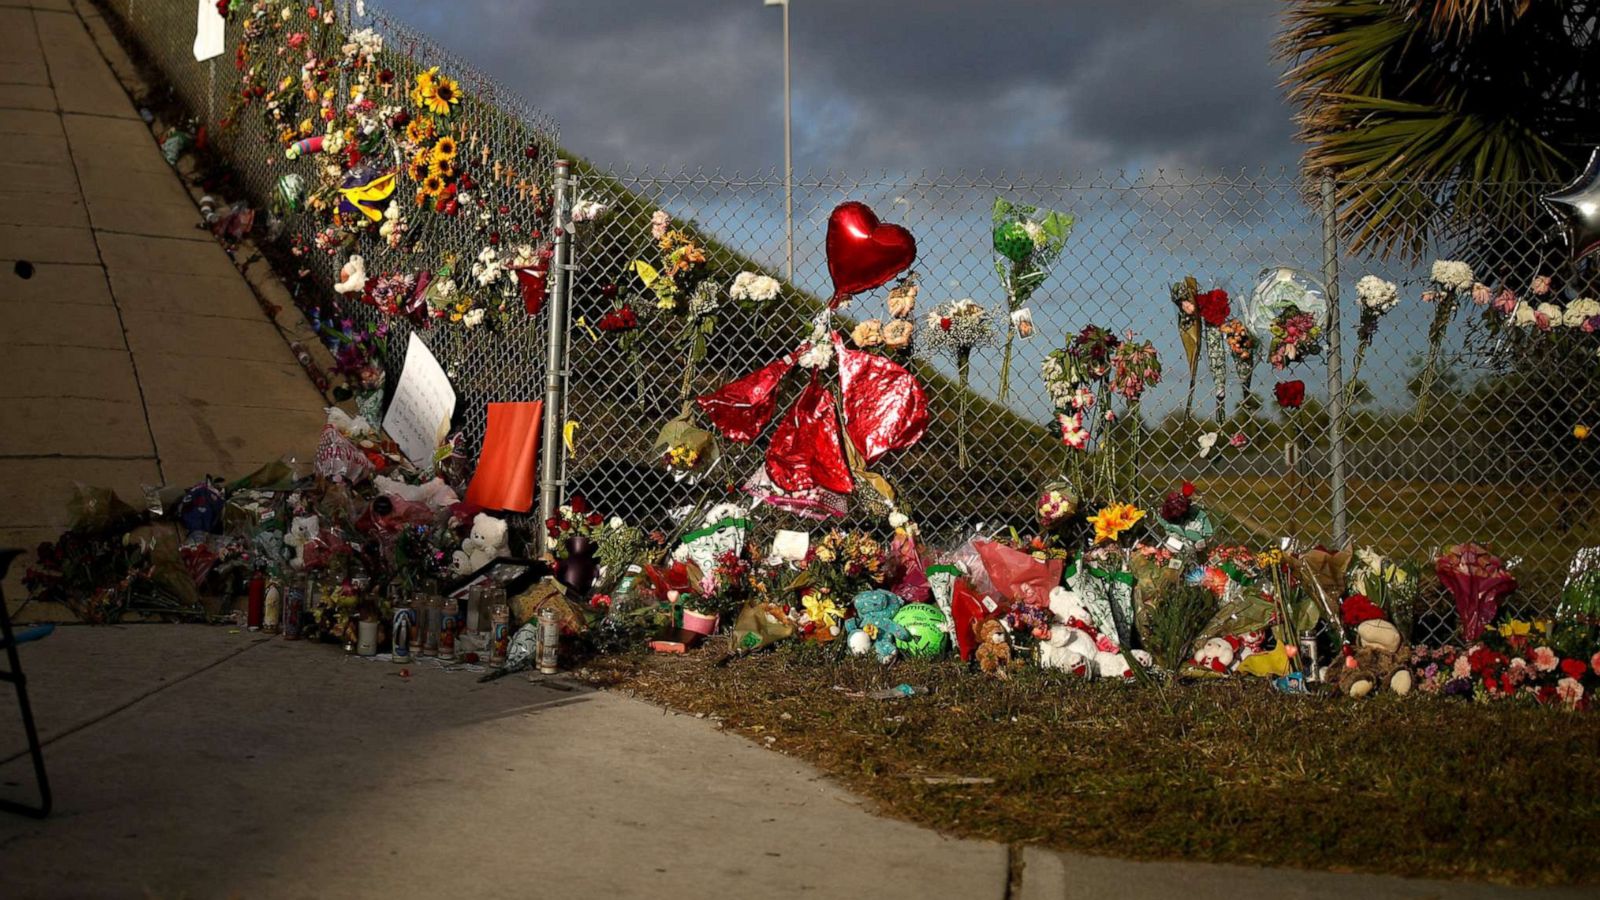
[{"left": 379, "top": 0, "right": 1299, "bottom": 176}]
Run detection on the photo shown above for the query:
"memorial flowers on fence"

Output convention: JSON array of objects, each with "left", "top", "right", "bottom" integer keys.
[
  {"left": 922, "top": 299, "right": 997, "bottom": 468},
  {"left": 991, "top": 198, "right": 1073, "bottom": 401},
  {"left": 1346, "top": 275, "right": 1399, "bottom": 408},
  {"left": 1416, "top": 260, "right": 1475, "bottom": 420}
]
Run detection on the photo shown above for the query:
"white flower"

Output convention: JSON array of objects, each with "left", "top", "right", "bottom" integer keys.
[
  {"left": 608, "top": 516, "right": 625, "bottom": 529},
  {"left": 1355, "top": 275, "right": 1399, "bottom": 314},
  {"left": 797, "top": 339, "right": 833, "bottom": 370},
  {"left": 1536, "top": 302, "right": 1564, "bottom": 328},
  {"left": 1356, "top": 547, "right": 1385, "bottom": 573},
  {"left": 1430, "top": 260, "right": 1475, "bottom": 293},
  {"left": 509, "top": 244, "right": 538, "bottom": 268},
  {"left": 1022, "top": 220, "right": 1045, "bottom": 247},
  {"left": 888, "top": 511, "right": 909, "bottom": 529},
  {"left": 688, "top": 281, "right": 723, "bottom": 317},
  {"left": 462, "top": 309, "right": 485, "bottom": 328},
  {"left": 1563, "top": 297, "right": 1600, "bottom": 328},
  {"left": 730, "top": 271, "right": 781, "bottom": 303},
  {"left": 1197, "top": 431, "right": 1219, "bottom": 458},
  {"left": 569, "top": 197, "right": 607, "bottom": 224},
  {"left": 1511, "top": 301, "right": 1539, "bottom": 327}
]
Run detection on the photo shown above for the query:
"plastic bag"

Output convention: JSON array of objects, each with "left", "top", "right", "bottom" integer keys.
[
  {"left": 731, "top": 602, "right": 795, "bottom": 653},
  {"left": 975, "top": 540, "right": 1063, "bottom": 609},
  {"left": 68, "top": 484, "right": 139, "bottom": 536}
]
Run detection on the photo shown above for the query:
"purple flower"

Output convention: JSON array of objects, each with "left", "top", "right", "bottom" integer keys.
[{"left": 1443, "top": 677, "right": 1473, "bottom": 698}]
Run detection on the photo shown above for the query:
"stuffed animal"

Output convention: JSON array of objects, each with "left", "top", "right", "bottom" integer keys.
[
  {"left": 1038, "top": 623, "right": 1091, "bottom": 673},
  {"left": 1335, "top": 618, "right": 1413, "bottom": 697},
  {"left": 973, "top": 619, "right": 1012, "bottom": 679},
  {"left": 843, "top": 590, "right": 910, "bottom": 662},
  {"left": 284, "top": 515, "right": 320, "bottom": 570},
  {"left": 334, "top": 254, "right": 367, "bottom": 294},
  {"left": 451, "top": 513, "right": 509, "bottom": 576},
  {"left": 1193, "top": 635, "right": 1240, "bottom": 674},
  {"left": 1046, "top": 586, "right": 1136, "bottom": 678}
]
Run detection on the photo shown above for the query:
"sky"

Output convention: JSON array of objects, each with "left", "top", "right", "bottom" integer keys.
[{"left": 379, "top": 0, "right": 1301, "bottom": 177}]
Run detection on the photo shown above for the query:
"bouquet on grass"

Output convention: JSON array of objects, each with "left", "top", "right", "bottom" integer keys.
[{"left": 991, "top": 198, "right": 1074, "bottom": 401}]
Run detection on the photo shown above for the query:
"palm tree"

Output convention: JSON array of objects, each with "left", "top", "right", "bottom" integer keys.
[{"left": 1278, "top": 1, "right": 1600, "bottom": 265}]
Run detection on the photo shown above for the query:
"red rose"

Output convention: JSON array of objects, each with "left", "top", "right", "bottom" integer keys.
[
  {"left": 939, "top": 316, "right": 952, "bottom": 332},
  {"left": 569, "top": 494, "right": 589, "bottom": 514},
  {"left": 587, "top": 513, "right": 604, "bottom": 527},
  {"left": 1274, "top": 380, "right": 1305, "bottom": 409},
  {"left": 1195, "top": 289, "right": 1231, "bottom": 326},
  {"left": 1181, "top": 481, "right": 1195, "bottom": 498},
  {"left": 1561, "top": 658, "right": 1587, "bottom": 680}
]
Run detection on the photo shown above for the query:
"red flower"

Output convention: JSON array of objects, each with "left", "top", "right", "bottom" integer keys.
[
  {"left": 597, "top": 306, "right": 639, "bottom": 332},
  {"left": 569, "top": 494, "right": 589, "bottom": 514},
  {"left": 586, "top": 513, "right": 604, "bottom": 527},
  {"left": 1560, "top": 658, "right": 1587, "bottom": 680},
  {"left": 939, "top": 316, "right": 953, "bottom": 332},
  {"left": 1274, "top": 380, "right": 1305, "bottom": 409},
  {"left": 1195, "top": 289, "right": 1231, "bottom": 326},
  {"left": 1181, "top": 481, "right": 1195, "bottom": 498}
]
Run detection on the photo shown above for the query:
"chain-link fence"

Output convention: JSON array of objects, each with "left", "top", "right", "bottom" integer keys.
[
  {"left": 103, "top": 1, "right": 1600, "bottom": 632},
  {"left": 103, "top": 0, "right": 561, "bottom": 463}
]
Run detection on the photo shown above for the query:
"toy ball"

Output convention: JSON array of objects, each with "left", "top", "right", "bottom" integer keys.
[
  {"left": 893, "top": 603, "right": 950, "bottom": 658},
  {"left": 337, "top": 163, "right": 397, "bottom": 222},
  {"left": 993, "top": 220, "right": 1033, "bottom": 264},
  {"left": 276, "top": 173, "right": 306, "bottom": 213},
  {"left": 846, "top": 630, "right": 873, "bottom": 656}
]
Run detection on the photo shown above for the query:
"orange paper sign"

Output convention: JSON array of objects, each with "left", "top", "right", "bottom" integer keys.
[{"left": 465, "top": 401, "right": 542, "bottom": 512}]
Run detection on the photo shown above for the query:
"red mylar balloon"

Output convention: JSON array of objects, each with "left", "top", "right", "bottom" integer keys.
[
  {"left": 834, "top": 334, "right": 929, "bottom": 463},
  {"left": 767, "top": 375, "right": 853, "bottom": 494},
  {"left": 826, "top": 201, "right": 916, "bottom": 302},
  {"left": 696, "top": 356, "right": 796, "bottom": 443}
]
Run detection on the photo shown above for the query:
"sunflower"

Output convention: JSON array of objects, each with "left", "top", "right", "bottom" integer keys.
[
  {"left": 409, "top": 67, "right": 436, "bottom": 107},
  {"left": 421, "top": 72, "right": 460, "bottom": 116},
  {"left": 1087, "top": 502, "right": 1144, "bottom": 544},
  {"left": 428, "top": 157, "right": 455, "bottom": 180},
  {"left": 404, "top": 115, "right": 435, "bottom": 146},
  {"left": 431, "top": 135, "right": 457, "bottom": 160},
  {"left": 405, "top": 153, "right": 431, "bottom": 181},
  {"left": 420, "top": 174, "right": 445, "bottom": 198}
]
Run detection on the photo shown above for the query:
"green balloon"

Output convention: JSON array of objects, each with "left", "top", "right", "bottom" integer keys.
[
  {"left": 993, "top": 221, "right": 1032, "bottom": 264},
  {"left": 893, "top": 603, "right": 950, "bottom": 658}
]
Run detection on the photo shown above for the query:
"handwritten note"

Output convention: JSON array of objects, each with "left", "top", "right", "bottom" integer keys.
[
  {"left": 384, "top": 333, "right": 456, "bottom": 468},
  {"left": 193, "top": 0, "right": 225, "bottom": 62}
]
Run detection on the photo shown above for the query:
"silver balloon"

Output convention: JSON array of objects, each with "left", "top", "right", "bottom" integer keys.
[{"left": 1540, "top": 148, "right": 1600, "bottom": 264}]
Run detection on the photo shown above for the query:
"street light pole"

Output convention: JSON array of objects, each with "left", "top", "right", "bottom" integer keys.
[{"left": 766, "top": 0, "right": 793, "bottom": 282}]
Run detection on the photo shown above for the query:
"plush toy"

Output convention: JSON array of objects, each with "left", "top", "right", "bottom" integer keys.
[
  {"left": 1038, "top": 623, "right": 1091, "bottom": 673},
  {"left": 451, "top": 513, "right": 510, "bottom": 576},
  {"left": 843, "top": 589, "right": 910, "bottom": 662},
  {"left": 284, "top": 515, "right": 320, "bottom": 570},
  {"left": 1335, "top": 618, "right": 1414, "bottom": 697},
  {"left": 1046, "top": 586, "right": 1136, "bottom": 678},
  {"left": 1193, "top": 635, "right": 1240, "bottom": 674},
  {"left": 334, "top": 255, "right": 367, "bottom": 294},
  {"left": 973, "top": 619, "right": 1012, "bottom": 679}
]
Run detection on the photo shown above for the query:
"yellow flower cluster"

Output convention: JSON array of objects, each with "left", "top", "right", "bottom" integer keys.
[
  {"left": 665, "top": 444, "right": 702, "bottom": 469},
  {"left": 410, "top": 67, "right": 460, "bottom": 116},
  {"left": 1087, "top": 502, "right": 1144, "bottom": 544}
]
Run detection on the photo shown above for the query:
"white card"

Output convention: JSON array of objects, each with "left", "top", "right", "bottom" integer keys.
[
  {"left": 193, "top": 0, "right": 225, "bottom": 62},
  {"left": 382, "top": 333, "right": 456, "bottom": 468}
]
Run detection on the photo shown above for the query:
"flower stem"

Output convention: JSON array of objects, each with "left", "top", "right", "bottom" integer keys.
[
  {"left": 1414, "top": 292, "right": 1458, "bottom": 421},
  {"left": 957, "top": 349, "right": 972, "bottom": 469}
]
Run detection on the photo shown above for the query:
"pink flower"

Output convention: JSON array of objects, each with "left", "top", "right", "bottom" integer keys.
[
  {"left": 1229, "top": 432, "right": 1249, "bottom": 448},
  {"left": 1452, "top": 655, "right": 1472, "bottom": 679},
  {"left": 1421, "top": 291, "right": 1437, "bottom": 304},
  {"left": 1535, "top": 310, "right": 1551, "bottom": 331},
  {"left": 1557, "top": 677, "right": 1585, "bottom": 707},
  {"left": 1493, "top": 289, "right": 1517, "bottom": 314},
  {"left": 649, "top": 210, "right": 670, "bottom": 240},
  {"left": 1532, "top": 275, "right": 1552, "bottom": 296},
  {"left": 1058, "top": 412, "right": 1090, "bottom": 450},
  {"left": 1471, "top": 283, "right": 1492, "bottom": 306},
  {"left": 1071, "top": 386, "right": 1095, "bottom": 410},
  {"left": 1590, "top": 650, "right": 1600, "bottom": 676},
  {"left": 1532, "top": 646, "right": 1558, "bottom": 672}
]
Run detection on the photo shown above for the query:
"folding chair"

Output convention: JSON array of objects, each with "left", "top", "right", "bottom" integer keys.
[{"left": 0, "top": 548, "right": 52, "bottom": 818}]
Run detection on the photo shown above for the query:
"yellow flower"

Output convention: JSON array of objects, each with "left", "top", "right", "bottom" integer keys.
[
  {"left": 419, "top": 72, "right": 460, "bottom": 116},
  {"left": 1087, "top": 502, "right": 1144, "bottom": 543},
  {"left": 1499, "top": 620, "right": 1532, "bottom": 639},
  {"left": 420, "top": 174, "right": 445, "bottom": 198},
  {"left": 405, "top": 116, "right": 435, "bottom": 145},
  {"left": 428, "top": 156, "right": 455, "bottom": 180},
  {"left": 431, "top": 135, "right": 457, "bottom": 160},
  {"left": 1257, "top": 548, "right": 1284, "bottom": 567},
  {"left": 405, "top": 153, "right": 431, "bottom": 181},
  {"left": 1576, "top": 424, "right": 1591, "bottom": 440}
]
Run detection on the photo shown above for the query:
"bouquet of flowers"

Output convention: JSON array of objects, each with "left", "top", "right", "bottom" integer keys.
[
  {"left": 1247, "top": 268, "right": 1327, "bottom": 370},
  {"left": 1415, "top": 260, "right": 1475, "bottom": 420},
  {"left": 1218, "top": 318, "right": 1257, "bottom": 410},
  {"left": 1170, "top": 277, "right": 1203, "bottom": 418},
  {"left": 991, "top": 198, "right": 1074, "bottom": 401},
  {"left": 922, "top": 299, "right": 997, "bottom": 467},
  {"left": 1346, "top": 275, "right": 1398, "bottom": 408},
  {"left": 1436, "top": 542, "right": 1516, "bottom": 643}
]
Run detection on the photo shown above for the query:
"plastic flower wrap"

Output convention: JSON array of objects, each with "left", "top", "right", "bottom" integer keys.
[
  {"left": 991, "top": 197, "right": 1074, "bottom": 401},
  {"left": 1038, "top": 484, "right": 1079, "bottom": 529},
  {"left": 1246, "top": 267, "right": 1327, "bottom": 370},
  {"left": 1436, "top": 542, "right": 1517, "bottom": 642},
  {"left": 1346, "top": 275, "right": 1399, "bottom": 408},
  {"left": 1170, "top": 276, "right": 1203, "bottom": 416},
  {"left": 1218, "top": 318, "right": 1257, "bottom": 405}
]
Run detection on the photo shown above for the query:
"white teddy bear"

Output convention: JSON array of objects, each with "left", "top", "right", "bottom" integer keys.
[
  {"left": 284, "top": 515, "right": 320, "bottom": 571},
  {"left": 1044, "top": 586, "right": 1143, "bottom": 679},
  {"left": 1038, "top": 623, "right": 1093, "bottom": 672},
  {"left": 451, "top": 513, "right": 509, "bottom": 577}
]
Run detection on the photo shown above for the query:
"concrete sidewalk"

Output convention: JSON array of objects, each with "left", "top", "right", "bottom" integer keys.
[
  {"left": 0, "top": 626, "right": 1588, "bottom": 900},
  {"left": 0, "top": 0, "right": 329, "bottom": 621}
]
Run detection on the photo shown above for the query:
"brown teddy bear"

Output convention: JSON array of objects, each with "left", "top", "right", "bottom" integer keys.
[
  {"left": 974, "top": 619, "right": 1012, "bottom": 679},
  {"left": 1334, "top": 619, "right": 1414, "bottom": 697}
]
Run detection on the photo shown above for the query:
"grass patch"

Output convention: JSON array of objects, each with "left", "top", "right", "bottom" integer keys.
[{"left": 585, "top": 647, "right": 1600, "bottom": 887}]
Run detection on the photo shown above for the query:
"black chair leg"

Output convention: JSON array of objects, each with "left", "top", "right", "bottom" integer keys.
[{"left": 0, "top": 548, "right": 51, "bottom": 818}]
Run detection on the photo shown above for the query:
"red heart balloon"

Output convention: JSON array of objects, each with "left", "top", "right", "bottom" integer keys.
[
  {"left": 767, "top": 375, "right": 853, "bottom": 494},
  {"left": 826, "top": 201, "right": 916, "bottom": 302}
]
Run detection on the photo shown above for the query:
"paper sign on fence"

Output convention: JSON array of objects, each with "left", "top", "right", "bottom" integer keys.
[
  {"left": 193, "top": 0, "right": 225, "bottom": 62},
  {"left": 384, "top": 333, "right": 457, "bottom": 468}
]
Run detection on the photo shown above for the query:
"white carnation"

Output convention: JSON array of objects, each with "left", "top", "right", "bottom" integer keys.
[
  {"left": 730, "top": 271, "right": 781, "bottom": 303},
  {"left": 1355, "top": 275, "right": 1399, "bottom": 314},
  {"left": 1537, "top": 302, "right": 1564, "bottom": 326},
  {"left": 462, "top": 308, "right": 485, "bottom": 328},
  {"left": 1430, "top": 260, "right": 1475, "bottom": 293},
  {"left": 1563, "top": 298, "right": 1600, "bottom": 328}
]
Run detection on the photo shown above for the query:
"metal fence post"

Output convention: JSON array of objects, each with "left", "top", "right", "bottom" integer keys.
[
  {"left": 537, "top": 159, "right": 575, "bottom": 551},
  {"left": 1321, "top": 173, "right": 1348, "bottom": 548}
]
